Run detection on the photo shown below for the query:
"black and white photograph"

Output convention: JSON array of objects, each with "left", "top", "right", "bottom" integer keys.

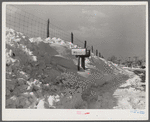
[{"left": 2, "top": 1, "right": 148, "bottom": 120}]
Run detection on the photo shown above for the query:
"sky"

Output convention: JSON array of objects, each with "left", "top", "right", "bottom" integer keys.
[{"left": 6, "top": 4, "right": 146, "bottom": 61}]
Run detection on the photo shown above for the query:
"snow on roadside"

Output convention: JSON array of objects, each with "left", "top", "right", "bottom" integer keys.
[
  {"left": 5, "top": 27, "right": 89, "bottom": 109},
  {"left": 5, "top": 27, "right": 145, "bottom": 109}
]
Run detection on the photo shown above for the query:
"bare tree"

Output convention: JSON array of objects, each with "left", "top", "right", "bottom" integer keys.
[{"left": 107, "top": 55, "right": 117, "bottom": 63}]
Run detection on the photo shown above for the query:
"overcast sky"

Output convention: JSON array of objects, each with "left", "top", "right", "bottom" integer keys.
[{"left": 6, "top": 4, "right": 146, "bottom": 61}]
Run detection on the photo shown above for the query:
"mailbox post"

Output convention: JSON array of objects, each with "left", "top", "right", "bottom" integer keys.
[
  {"left": 81, "top": 41, "right": 87, "bottom": 70},
  {"left": 78, "top": 56, "right": 80, "bottom": 70}
]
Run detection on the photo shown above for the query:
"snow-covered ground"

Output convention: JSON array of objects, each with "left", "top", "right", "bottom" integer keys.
[{"left": 5, "top": 27, "right": 146, "bottom": 109}]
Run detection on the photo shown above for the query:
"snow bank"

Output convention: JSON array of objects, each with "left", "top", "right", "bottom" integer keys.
[
  {"left": 6, "top": 27, "right": 131, "bottom": 109},
  {"left": 5, "top": 27, "right": 87, "bottom": 109}
]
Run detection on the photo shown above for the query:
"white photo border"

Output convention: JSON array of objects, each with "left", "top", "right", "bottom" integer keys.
[{"left": 2, "top": 1, "right": 149, "bottom": 121}]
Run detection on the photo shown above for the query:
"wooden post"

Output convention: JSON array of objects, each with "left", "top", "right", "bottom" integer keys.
[
  {"left": 47, "top": 19, "right": 50, "bottom": 38},
  {"left": 81, "top": 40, "right": 87, "bottom": 70},
  {"left": 99, "top": 52, "right": 101, "bottom": 57},
  {"left": 84, "top": 40, "right": 87, "bottom": 48},
  {"left": 78, "top": 56, "right": 80, "bottom": 71},
  {"left": 89, "top": 50, "right": 90, "bottom": 57},
  {"left": 91, "top": 46, "right": 93, "bottom": 53},
  {"left": 71, "top": 32, "right": 73, "bottom": 43},
  {"left": 96, "top": 50, "right": 98, "bottom": 56},
  {"left": 81, "top": 56, "right": 85, "bottom": 70}
]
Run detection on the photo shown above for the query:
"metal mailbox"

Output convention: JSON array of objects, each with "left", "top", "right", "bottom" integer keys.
[
  {"left": 71, "top": 49, "right": 86, "bottom": 56},
  {"left": 72, "top": 48, "right": 90, "bottom": 71}
]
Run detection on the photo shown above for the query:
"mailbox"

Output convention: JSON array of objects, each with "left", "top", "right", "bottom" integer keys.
[
  {"left": 72, "top": 49, "right": 86, "bottom": 56},
  {"left": 71, "top": 48, "right": 90, "bottom": 71},
  {"left": 72, "top": 48, "right": 90, "bottom": 57}
]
